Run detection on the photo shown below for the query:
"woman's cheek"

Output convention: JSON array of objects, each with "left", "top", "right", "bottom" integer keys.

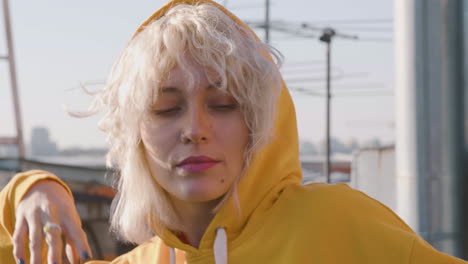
[{"left": 150, "top": 124, "right": 179, "bottom": 154}]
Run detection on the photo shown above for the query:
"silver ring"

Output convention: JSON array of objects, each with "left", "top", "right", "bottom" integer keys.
[{"left": 43, "top": 223, "right": 62, "bottom": 234}]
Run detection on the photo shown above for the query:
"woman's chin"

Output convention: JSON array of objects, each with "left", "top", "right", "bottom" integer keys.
[
  {"left": 171, "top": 171, "right": 231, "bottom": 202},
  {"left": 176, "top": 186, "right": 227, "bottom": 203}
]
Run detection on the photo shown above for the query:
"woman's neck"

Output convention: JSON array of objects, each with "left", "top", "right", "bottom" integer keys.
[{"left": 170, "top": 197, "right": 221, "bottom": 248}]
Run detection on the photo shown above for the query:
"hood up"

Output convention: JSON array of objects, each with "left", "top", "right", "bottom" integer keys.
[{"left": 133, "top": 0, "right": 302, "bottom": 256}]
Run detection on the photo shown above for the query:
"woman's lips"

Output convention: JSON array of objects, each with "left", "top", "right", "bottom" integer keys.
[
  {"left": 178, "top": 161, "right": 219, "bottom": 172},
  {"left": 176, "top": 156, "right": 220, "bottom": 172}
]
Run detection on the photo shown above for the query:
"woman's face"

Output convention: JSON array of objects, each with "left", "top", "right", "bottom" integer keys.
[{"left": 140, "top": 61, "right": 249, "bottom": 203}]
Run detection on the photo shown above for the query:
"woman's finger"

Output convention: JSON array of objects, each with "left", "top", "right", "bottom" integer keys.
[
  {"left": 42, "top": 204, "right": 65, "bottom": 264},
  {"left": 12, "top": 215, "right": 28, "bottom": 264},
  {"left": 28, "top": 209, "right": 44, "bottom": 264},
  {"left": 62, "top": 219, "right": 92, "bottom": 262},
  {"left": 43, "top": 222, "right": 64, "bottom": 264},
  {"left": 65, "top": 239, "right": 79, "bottom": 264},
  {"left": 61, "top": 209, "right": 92, "bottom": 261}
]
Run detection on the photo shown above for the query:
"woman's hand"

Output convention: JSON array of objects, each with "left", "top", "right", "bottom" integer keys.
[{"left": 12, "top": 180, "right": 92, "bottom": 264}]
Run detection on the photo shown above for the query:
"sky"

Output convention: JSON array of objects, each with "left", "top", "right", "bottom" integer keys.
[{"left": 0, "top": 0, "right": 394, "bottom": 150}]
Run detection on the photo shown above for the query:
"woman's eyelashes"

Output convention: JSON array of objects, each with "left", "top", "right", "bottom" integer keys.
[
  {"left": 154, "top": 107, "right": 181, "bottom": 115},
  {"left": 153, "top": 104, "right": 237, "bottom": 116},
  {"left": 210, "top": 104, "right": 237, "bottom": 111}
]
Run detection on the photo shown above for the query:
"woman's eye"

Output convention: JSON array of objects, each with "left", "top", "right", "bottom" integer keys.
[
  {"left": 154, "top": 107, "right": 181, "bottom": 115},
  {"left": 211, "top": 104, "right": 237, "bottom": 111}
]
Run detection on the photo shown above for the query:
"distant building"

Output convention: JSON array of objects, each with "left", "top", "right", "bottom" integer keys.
[
  {"left": 30, "top": 127, "right": 58, "bottom": 156},
  {"left": 0, "top": 144, "right": 18, "bottom": 157},
  {"left": 300, "top": 153, "right": 352, "bottom": 184},
  {"left": 350, "top": 146, "right": 396, "bottom": 212}
]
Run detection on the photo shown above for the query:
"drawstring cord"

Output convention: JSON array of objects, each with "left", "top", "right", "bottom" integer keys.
[
  {"left": 214, "top": 228, "right": 227, "bottom": 264},
  {"left": 169, "top": 227, "right": 227, "bottom": 264},
  {"left": 170, "top": 246, "right": 176, "bottom": 264}
]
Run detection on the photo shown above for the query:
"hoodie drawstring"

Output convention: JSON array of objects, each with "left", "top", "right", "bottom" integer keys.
[
  {"left": 170, "top": 246, "right": 176, "bottom": 264},
  {"left": 214, "top": 227, "right": 227, "bottom": 264},
  {"left": 169, "top": 227, "right": 227, "bottom": 264}
]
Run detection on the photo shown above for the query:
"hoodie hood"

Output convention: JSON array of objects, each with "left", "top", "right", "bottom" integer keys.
[{"left": 133, "top": 0, "right": 302, "bottom": 257}]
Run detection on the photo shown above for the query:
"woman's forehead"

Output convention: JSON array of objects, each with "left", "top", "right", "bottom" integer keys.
[{"left": 158, "top": 64, "right": 222, "bottom": 92}]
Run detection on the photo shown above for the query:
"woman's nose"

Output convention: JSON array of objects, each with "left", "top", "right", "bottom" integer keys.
[{"left": 180, "top": 106, "right": 211, "bottom": 144}]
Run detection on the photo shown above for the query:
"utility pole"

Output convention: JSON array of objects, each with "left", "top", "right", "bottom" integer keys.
[
  {"left": 319, "top": 28, "right": 335, "bottom": 184},
  {"left": 301, "top": 24, "right": 357, "bottom": 183},
  {"left": 265, "top": 0, "right": 270, "bottom": 43},
  {"left": 1, "top": 0, "right": 25, "bottom": 159},
  {"left": 248, "top": 20, "right": 359, "bottom": 184}
]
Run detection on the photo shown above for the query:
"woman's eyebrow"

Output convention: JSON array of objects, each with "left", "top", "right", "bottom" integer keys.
[{"left": 159, "top": 82, "right": 222, "bottom": 94}]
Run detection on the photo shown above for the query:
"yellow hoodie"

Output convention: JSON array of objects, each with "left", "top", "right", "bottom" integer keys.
[{"left": 0, "top": 0, "right": 466, "bottom": 263}]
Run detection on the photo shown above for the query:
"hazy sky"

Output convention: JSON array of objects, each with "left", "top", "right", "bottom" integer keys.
[{"left": 0, "top": 0, "right": 394, "bottom": 149}]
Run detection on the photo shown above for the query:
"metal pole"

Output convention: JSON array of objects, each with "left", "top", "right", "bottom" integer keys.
[
  {"left": 325, "top": 41, "right": 331, "bottom": 183},
  {"left": 440, "top": 0, "right": 466, "bottom": 258},
  {"left": 394, "top": 0, "right": 421, "bottom": 235},
  {"left": 265, "top": 0, "right": 270, "bottom": 43},
  {"left": 2, "top": 0, "right": 25, "bottom": 159},
  {"left": 319, "top": 29, "right": 334, "bottom": 183}
]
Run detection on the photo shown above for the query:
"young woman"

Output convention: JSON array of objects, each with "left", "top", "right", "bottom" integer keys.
[{"left": 0, "top": 0, "right": 465, "bottom": 263}]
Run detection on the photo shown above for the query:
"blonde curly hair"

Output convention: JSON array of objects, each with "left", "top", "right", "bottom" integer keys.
[{"left": 80, "top": 3, "right": 283, "bottom": 243}]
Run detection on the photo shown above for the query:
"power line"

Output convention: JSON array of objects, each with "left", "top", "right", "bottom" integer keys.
[
  {"left": 305, "top": 18, "right": 393, "bottom": 25},
  {"left": 289, "top": 87, "right": 324, "bottom": 96},
  {"left": 333, "top": 92, "right": 394, "bottom": 97},
  {"left": 294, "top": 83, "right": 389, "bottom": 90},
  {"left": 268, "top": 21, "right": 393, "bottom": 44},
  {"left": 302, "top": 24, "right": 359, "bottom": 40},
  {"left": 333, "top": 27, "right": 393, "bottom": 32},
  {"left": 290, "top": 88, "right": 394, "bottom": 97},
  {"left": 269, "top": 23, "right": 317, "bottom": 38},
  {"left": 281, "top": 67, "right": 328, "bottom": 74},
  {"left": 284, "top": 72, "right": 369, "bottom": 83},
  {"left": 249, "top": 20, "right": 395, "bottom": 44},
  {"left": 356, "top": 37, "right": 393, "bottom": 43},
  {"left": 272, "top": 35, "right": 392, "bottom": 43},
  {"left": 290, "top": 88, "right": 394, "bottom": 98},
  {"left": 282, "top": 60, "right": 324, "bottom": 66},
  {"left": 290, "top": 84, "right": 392, "bottom": 92},
  {"left": 282, "top": 71, "right": 340, "bottom": 77},
  {"left": 226, "top": 3, "right": 268, "bottom": 10},
  {"left": 278, "top": 32, "right": 393, "bottom": 43},
  {"left": 281, "top": 66, "right": 344, "bottom": 76}
]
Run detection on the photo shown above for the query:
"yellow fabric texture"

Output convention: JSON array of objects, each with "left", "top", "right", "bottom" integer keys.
[{"left": 0, "top": 0, "right": 466, "bottom": 263}]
